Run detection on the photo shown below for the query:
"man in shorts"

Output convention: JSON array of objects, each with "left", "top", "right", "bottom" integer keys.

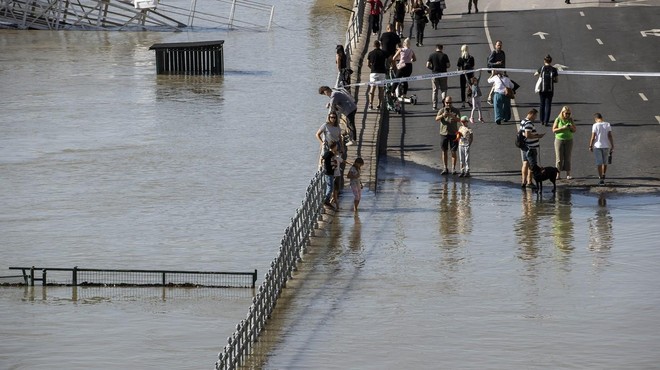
[
  {"left": 367, "top": 40, "right": 387, "bottom": 110},
  {"left": 520, "top": 109, "right": 545, "bottom": 188},
  {"left": 435, "top": 96, "right": 461, "bottom": 174},
  {"left": 589, "top": 112, "right": 614, "bottom": 186}
]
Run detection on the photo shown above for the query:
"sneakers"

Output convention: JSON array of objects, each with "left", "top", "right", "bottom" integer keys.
[
  {"left": 441, "top": 168, "right": 448, "bottom": 175},
  {"left": 458, "top": 172, "right": 465, "bottom": 178},
  {"left": 479, "top": 118, "right": 485, "bottom": 124},
  {"left": 469, "top": 117, "right": 474, "bottom": 124},
  {"left": 464, "top": 172, "right": 470, "bottom": 178},
  {"left": 369, "top": 104, "right": 374, "bottom": 110},
  {"left": 452, "top": 169, "right": 457, "bottom": 175},
  {"left": 346, "top": 140, "right": 356, "bottom": 146},
  {"left": 487, "top": 99, "right": 493, "bottom": 105},
  {"left": 432, "top": 104, "right": 437, "bottom": 110}
]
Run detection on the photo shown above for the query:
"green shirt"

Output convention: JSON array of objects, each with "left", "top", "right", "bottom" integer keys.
[{"left": 554, "top": 117, "right": 574, "bottom": 140}]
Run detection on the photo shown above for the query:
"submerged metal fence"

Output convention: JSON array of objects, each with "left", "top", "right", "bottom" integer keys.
[
  {"left": 215, "top": 171, "right": 326, "bottom": 370},
  {"left": 7, "top": 266, "right": 257, "bottom": 288}
]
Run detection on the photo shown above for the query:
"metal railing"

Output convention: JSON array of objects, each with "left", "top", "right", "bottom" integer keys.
[
  {"left": 0, "top": 0, "right": 274, "bottom": 31},
  {"left": 7, "top": 266, "right": 257, "bottom": 288},
  {"left": 215, "top": 171, "right": 326, "bottom": 370}
]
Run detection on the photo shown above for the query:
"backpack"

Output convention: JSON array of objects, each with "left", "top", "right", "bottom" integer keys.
[{"left": 515, "top": 127, "right": 528, "bottom": 150}]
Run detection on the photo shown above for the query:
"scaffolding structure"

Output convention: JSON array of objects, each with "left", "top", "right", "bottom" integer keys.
[{"left": 0, "top": 0, "right": 274, "bottom": 31}]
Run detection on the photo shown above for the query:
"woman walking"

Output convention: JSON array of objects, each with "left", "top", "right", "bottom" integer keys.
[
  {"left": 410, "top": 0, "right": 428, "bottom": 47},
  {"left": 534, "top": 54, "right": 558, "bottom": 126},
  {"left": 391, "top": 38, "right": 416, "bottom": 98},
  {"left": 552, "top": 106, "right": 577, "bottom": 179}
]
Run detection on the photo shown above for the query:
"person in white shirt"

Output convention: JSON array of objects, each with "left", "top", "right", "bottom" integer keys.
[
  {"left": 588, "top": 113, "right": 614, "bottom": 186},
  {"left": 487, "top": 69, "right": 514, "bottom": 125}
]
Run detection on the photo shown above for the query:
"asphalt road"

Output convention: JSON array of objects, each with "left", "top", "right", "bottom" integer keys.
[{"left": 381, "top": 0, "right": 660, "bottom": 194}]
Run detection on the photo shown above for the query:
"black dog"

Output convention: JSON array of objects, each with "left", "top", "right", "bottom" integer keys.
[{"left": 531, "top": 164, "right": 559, "bottom": 193}]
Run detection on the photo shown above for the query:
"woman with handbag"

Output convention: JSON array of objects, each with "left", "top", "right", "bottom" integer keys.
[
  {"left": 534, "top": 54, "right": 558, "bottom": 126},
  {"left": 457, "top": 44, "right": 475, "bottom": 109},
  {"left": 487, "top": 70, "right": 514, "bottom": 125}
]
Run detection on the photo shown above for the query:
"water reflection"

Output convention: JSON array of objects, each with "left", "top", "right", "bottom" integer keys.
[
  {"left": 18, "top": 285, "right": 254, "bottom": 303},
  {"left": 588, "top": 194, "right": 614, "bottom": 271},
  {"left": 552, "top": 189, "right": 575, "bottom": 258},
  {"left": 515, "top": 190, "right": 543, "bottom": 264},
  {"left": 348, "top": 214, "right": 365, "bottom": 268}
]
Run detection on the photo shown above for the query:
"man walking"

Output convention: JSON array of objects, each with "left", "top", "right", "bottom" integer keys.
[
  {"left": 426, "top": 44, "right": 450, "bottom": 111},
  {"left": 589, "top": 113, "right": 614, "bottom": 186},
  {"left": 367, "top": 40, "right": 387, "bottom": 110},
  {"left": 435, "top": 96, "right": 461, "bottom": 174},
  {"left": 380, "top": 23, "right": 401, "bottom": 68},
  {"left": 319, "top": 86, "right": 358, "bottom": 146}
]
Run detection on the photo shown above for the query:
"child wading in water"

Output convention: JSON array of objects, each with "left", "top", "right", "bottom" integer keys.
[{"left": 347, "top": 158, "right": 365, "bottom": 212}]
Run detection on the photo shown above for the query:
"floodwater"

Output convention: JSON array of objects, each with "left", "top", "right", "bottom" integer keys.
[
  {"left": 0, "top": 0, "right": 351, "bottom": 368},
  {"left": 1, "top": 1, "right": 659, "bottom": 369},
  {"left": 261, "top": 161, "right": 660, "bottom": 369}
]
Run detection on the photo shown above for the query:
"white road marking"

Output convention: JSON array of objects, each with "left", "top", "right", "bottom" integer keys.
[
  {"left": 608, "top": 54, "right": 616, "bottom": 61},
  {"left": 596, "top": 38, "right": 603, "bottom": 45},
  {"left": 579, "top": 11, "right": 585, "bottom": 17},
  {"left": 639, "top": 93, "right": 648, "bottom": 101},
  {"left": 656, "top": 116, "right": 660, "bottom": 124},
  {"left": 624, "top": 75, "right": 632, "bottom": 80},
  {"left": 586, "top": 24, "right": 592, "bottom": 30}
]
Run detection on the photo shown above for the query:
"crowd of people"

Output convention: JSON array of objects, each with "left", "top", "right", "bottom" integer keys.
[{"left": 317, "top": 1, "right": 617, "bottom": 212}]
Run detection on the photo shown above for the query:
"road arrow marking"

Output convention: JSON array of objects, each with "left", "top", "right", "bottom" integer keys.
[
  {"left": 640, "top": 29, "right": 660, "bottom": 37},
  {"left": 533, "top": 32, "right": 549, "bottom": 40},
  {"left": 554, "top": 64, "right": 569, "bottom": 71}
]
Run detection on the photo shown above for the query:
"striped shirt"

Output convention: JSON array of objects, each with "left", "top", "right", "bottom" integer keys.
[{"left": 521, "top": 119, "right": 540, "bottom": 148}]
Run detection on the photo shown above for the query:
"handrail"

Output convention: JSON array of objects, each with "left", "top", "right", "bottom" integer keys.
[{"left": 215, "top": 171, "right": 326, "bottom": 370}]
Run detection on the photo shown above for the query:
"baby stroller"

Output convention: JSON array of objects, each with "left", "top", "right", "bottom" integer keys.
[{"left": 385, "top": 69, "right": 402, "bottom": 114}]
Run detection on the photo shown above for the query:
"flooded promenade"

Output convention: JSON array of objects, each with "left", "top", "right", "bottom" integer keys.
[{"left": 260, "top": 0, "right": 660, "bottom": 368}]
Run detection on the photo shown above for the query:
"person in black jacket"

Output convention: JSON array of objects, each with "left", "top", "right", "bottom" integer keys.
[
  {"left": 457, "top": 44, "right": 475, "bottom": 109},
  {"left": 534, "top": 55, "right": 559, "bottom": 126}
]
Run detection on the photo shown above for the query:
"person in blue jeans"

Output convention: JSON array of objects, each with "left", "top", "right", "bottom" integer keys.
[
  {"left": 322, "top": 142, "right": 339, "bottom": 209},
  {"left": 487, "top": 70, "right": 513, "bottom": 124},
  {"left": 534, "top": 55, "right": 558, "bottom": 126}
]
